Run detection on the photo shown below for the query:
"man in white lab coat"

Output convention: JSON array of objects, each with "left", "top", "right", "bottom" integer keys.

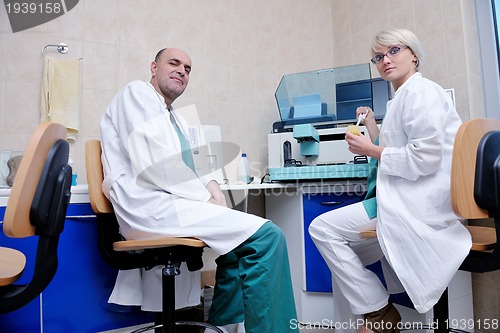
[{"left": 100, "top": 48, "right": 298, "bottom": 332}]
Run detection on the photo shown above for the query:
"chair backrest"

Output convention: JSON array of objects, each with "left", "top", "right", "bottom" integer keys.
[
  {"left": 85, "top": 139, "right": 113, "bottom": 214},
  {"left": 452, "top": 118, "right": 500, "bottom": 273},
  {"left": 85, "top": 139, "right": 139, "bottom": 270},
  {"left": 0, "top": 121, "right": 72, "bottom": 313},
  {"left": 450, "top": 118, "right": 500, "bottom": 219},
  {"left": 3, "top": 122, "right": 70, "bottom": 237}
]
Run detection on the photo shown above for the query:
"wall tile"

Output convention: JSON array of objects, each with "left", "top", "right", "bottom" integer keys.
[
  {"left": 229, "top": 8, "right": 254, "bottom": 48},
  {"left": 466, "top": 74, "right": 485, "bottom": 120},
  {"left": 296, "top": 38, "right": 322, "bottom": 73},
  {"left": 350, "top": 28, "right": 374, "bottom": 66},
  {"left": 389, "top": 3, "right": 417, "bottom": 31},
  {"left": 206, "top": 0, "right": 230, "bottom": 24},
  {"left": 83, "top": 0, "right": 117, "bottom": 45},
  {"left": 0, "top": 80, "right": 4, "bottom": 138},
  {"left": 206, "top": 62, "right": 232, "bottom": 103},
  {"left": 231, "top": 64, "right": 256, "bottom": 105},
  {"left": 420, "top": 34, "right": 448, "bottom": 83},
  {"left": 464, "top": 25, "right": 481, "bottom": 76},
  {"left": 295, "top": 3, "right": 321, "bottom": 42},
  {"left": 81, "top": 88, "right": 116, "bottom": 136},
  {"left": 44, "top": 1, "right": 85, "bottom": 40},
  {"left": 274, "top": 0, "right": 298, "bottom": 38},
  {"left": 253, "top": 0, "right": 275, "bottom": 35},
  {"left": 349, "top": 0, "right": 370, "bottom": 36},
  {"left": 4, "top": 33, "right": 47, "bottom": 84},
  {"left": 0, "top": 5, "right": 11, "bottom": 33},
  {"left": 179, "top": 0, "right": 206, "bottom": 25},
  {"left": 252, "top": 29, "right": 280, "bottom": 105},
  {"left": 317, "top": 42, "right": 335, "bottom": 70},
  {"left": 81, "top": 42, "right": 117, "bottom": 91},
  {"left": 117, "top": 1, "right": 149, "bottom": 50},
  {"left": 276, "top": 35, "right": 299, "bottom": 77},
  {"left": 414, "top": 0, "right": 445, "bottom": 42},
  {"left": 3, "top": 82, "right": 41, "bottom": 135},
  {"left": 146, "top": 1, "right": 180, "bottom": 52},
  {"left": 445, "top": 26, "right": 467, "bottom": 79},
  {"left": 116, "top": 47, "right": 149, "bottom": 89},
  {"left": 448, "top": 74, "right": 470, "bottom": 120},
  {"left": 442, "top": 0, "right": 464, "bottom": 31},
  {"left": 461, "top": 0, "right": 478, "bottom": 29},
  {"left": 2, "top": 133, "right": 31, "bottom": 155},
  {"left": 206, "top": 22, "right": 231, "bottom": 65},
  {"left": 0, "top": 33, "right": 5, "bottom": 82}
]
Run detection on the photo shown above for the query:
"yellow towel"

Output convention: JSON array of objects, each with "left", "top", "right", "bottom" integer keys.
[{"left": 40, "top": 56, "right": 81, "bottom": 142}]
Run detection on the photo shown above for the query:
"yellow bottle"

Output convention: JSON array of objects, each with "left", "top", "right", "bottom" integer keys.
[{"left": 347, "top": 124, "right": 361, "bottom": 136}]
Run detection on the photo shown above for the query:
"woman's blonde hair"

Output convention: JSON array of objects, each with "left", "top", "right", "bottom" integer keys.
[{"left": 371, "top": 28, "right": 424, "bottom": 71}]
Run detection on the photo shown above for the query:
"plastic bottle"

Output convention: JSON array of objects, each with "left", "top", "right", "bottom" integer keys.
[
  {"left": 238, "top": 153, "right": 251, "bottom": 184},
  {"left": 68, "top": 154, "right": 77, "bottom": 186}
]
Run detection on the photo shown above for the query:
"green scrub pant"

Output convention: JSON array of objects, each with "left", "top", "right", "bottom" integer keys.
[{"left": 208, "top": 221, "right": 298, "bottom": 332}]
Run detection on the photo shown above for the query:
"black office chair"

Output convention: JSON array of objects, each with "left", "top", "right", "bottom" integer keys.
[
  {"left": 0, "top": 121, "right": 72, "bottom": 313},
  {"left": 85, "top": 139, "right": 223, "bottom": 333},
  {"left": 431, "top": 118, "right": 500, "bottom": 333}
]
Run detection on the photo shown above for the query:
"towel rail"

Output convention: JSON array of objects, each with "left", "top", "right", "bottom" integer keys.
[{"left": 41, "top": 43, "right": 69, "bottom": 57}]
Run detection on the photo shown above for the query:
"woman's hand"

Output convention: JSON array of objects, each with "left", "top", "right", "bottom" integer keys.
[
  {"left": 355, "top": 106, "right": 380, "bottom": 143},
  {"left": 346, "top": 131, "right": 384, "bottom": 160},
  {"left": 356, "top": 106, "right": 375, "bottom": 125}
]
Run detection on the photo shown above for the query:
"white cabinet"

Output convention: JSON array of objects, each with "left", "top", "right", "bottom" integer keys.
[{"left": 266, "top": 183, "right": 365, "bottom": 323}]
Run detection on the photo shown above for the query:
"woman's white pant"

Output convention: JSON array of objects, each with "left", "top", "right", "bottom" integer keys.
[{"left": 308, "top": 201, "right": 402, "bottom": 330}]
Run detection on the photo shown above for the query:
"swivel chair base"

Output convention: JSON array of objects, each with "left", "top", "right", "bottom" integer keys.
[{"left": 130, "top": 257, "right": 224, "bottom": 333}]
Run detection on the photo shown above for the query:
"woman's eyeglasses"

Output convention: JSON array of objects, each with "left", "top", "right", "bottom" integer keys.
[{"left": 371, "top": 46, "right": 406, "bottom": 64}]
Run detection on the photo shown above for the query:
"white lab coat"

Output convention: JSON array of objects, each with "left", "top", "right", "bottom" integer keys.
[
  {"left": 376, "top": 73, "right": 472, "bottom": 313},
  {"left": 100, "top": 81, "right": 266, "bottom": 310}
]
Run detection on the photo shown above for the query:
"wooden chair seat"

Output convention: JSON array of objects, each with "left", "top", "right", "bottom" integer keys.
[
  {"left": 0, "top": 247, "right": 26, "bottom": 287},
  {"left": 113, "top": 237, "right": 206, "bottom": 252},
  {"left": 360, "top": 225, "right": 496, "bottom": 251}
]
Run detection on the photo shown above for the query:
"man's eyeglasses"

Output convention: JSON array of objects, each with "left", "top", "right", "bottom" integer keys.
[{"left": 371, "top": 46, "right": 405, "bottom": 64}]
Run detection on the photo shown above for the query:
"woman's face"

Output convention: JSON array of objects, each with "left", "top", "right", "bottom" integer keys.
[{"left": 372, "top": 45, "right": 417, "bottom": 91}]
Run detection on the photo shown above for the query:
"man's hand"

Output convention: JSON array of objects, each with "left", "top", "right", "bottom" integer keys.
[{"left": 207, "top": 180, "right": 227, "bottom": 207}]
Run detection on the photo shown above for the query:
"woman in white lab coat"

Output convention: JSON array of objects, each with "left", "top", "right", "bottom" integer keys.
[
  {"left": 308, "top": 28, "right": 471, "bottom": 333},
  {"left": 100, "top": 48, "right": 298, "bottom": 332}
]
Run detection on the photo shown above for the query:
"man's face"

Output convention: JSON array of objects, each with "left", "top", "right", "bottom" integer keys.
[{"left": 150, "top": 48, "right": 192, "bottom": 105}]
